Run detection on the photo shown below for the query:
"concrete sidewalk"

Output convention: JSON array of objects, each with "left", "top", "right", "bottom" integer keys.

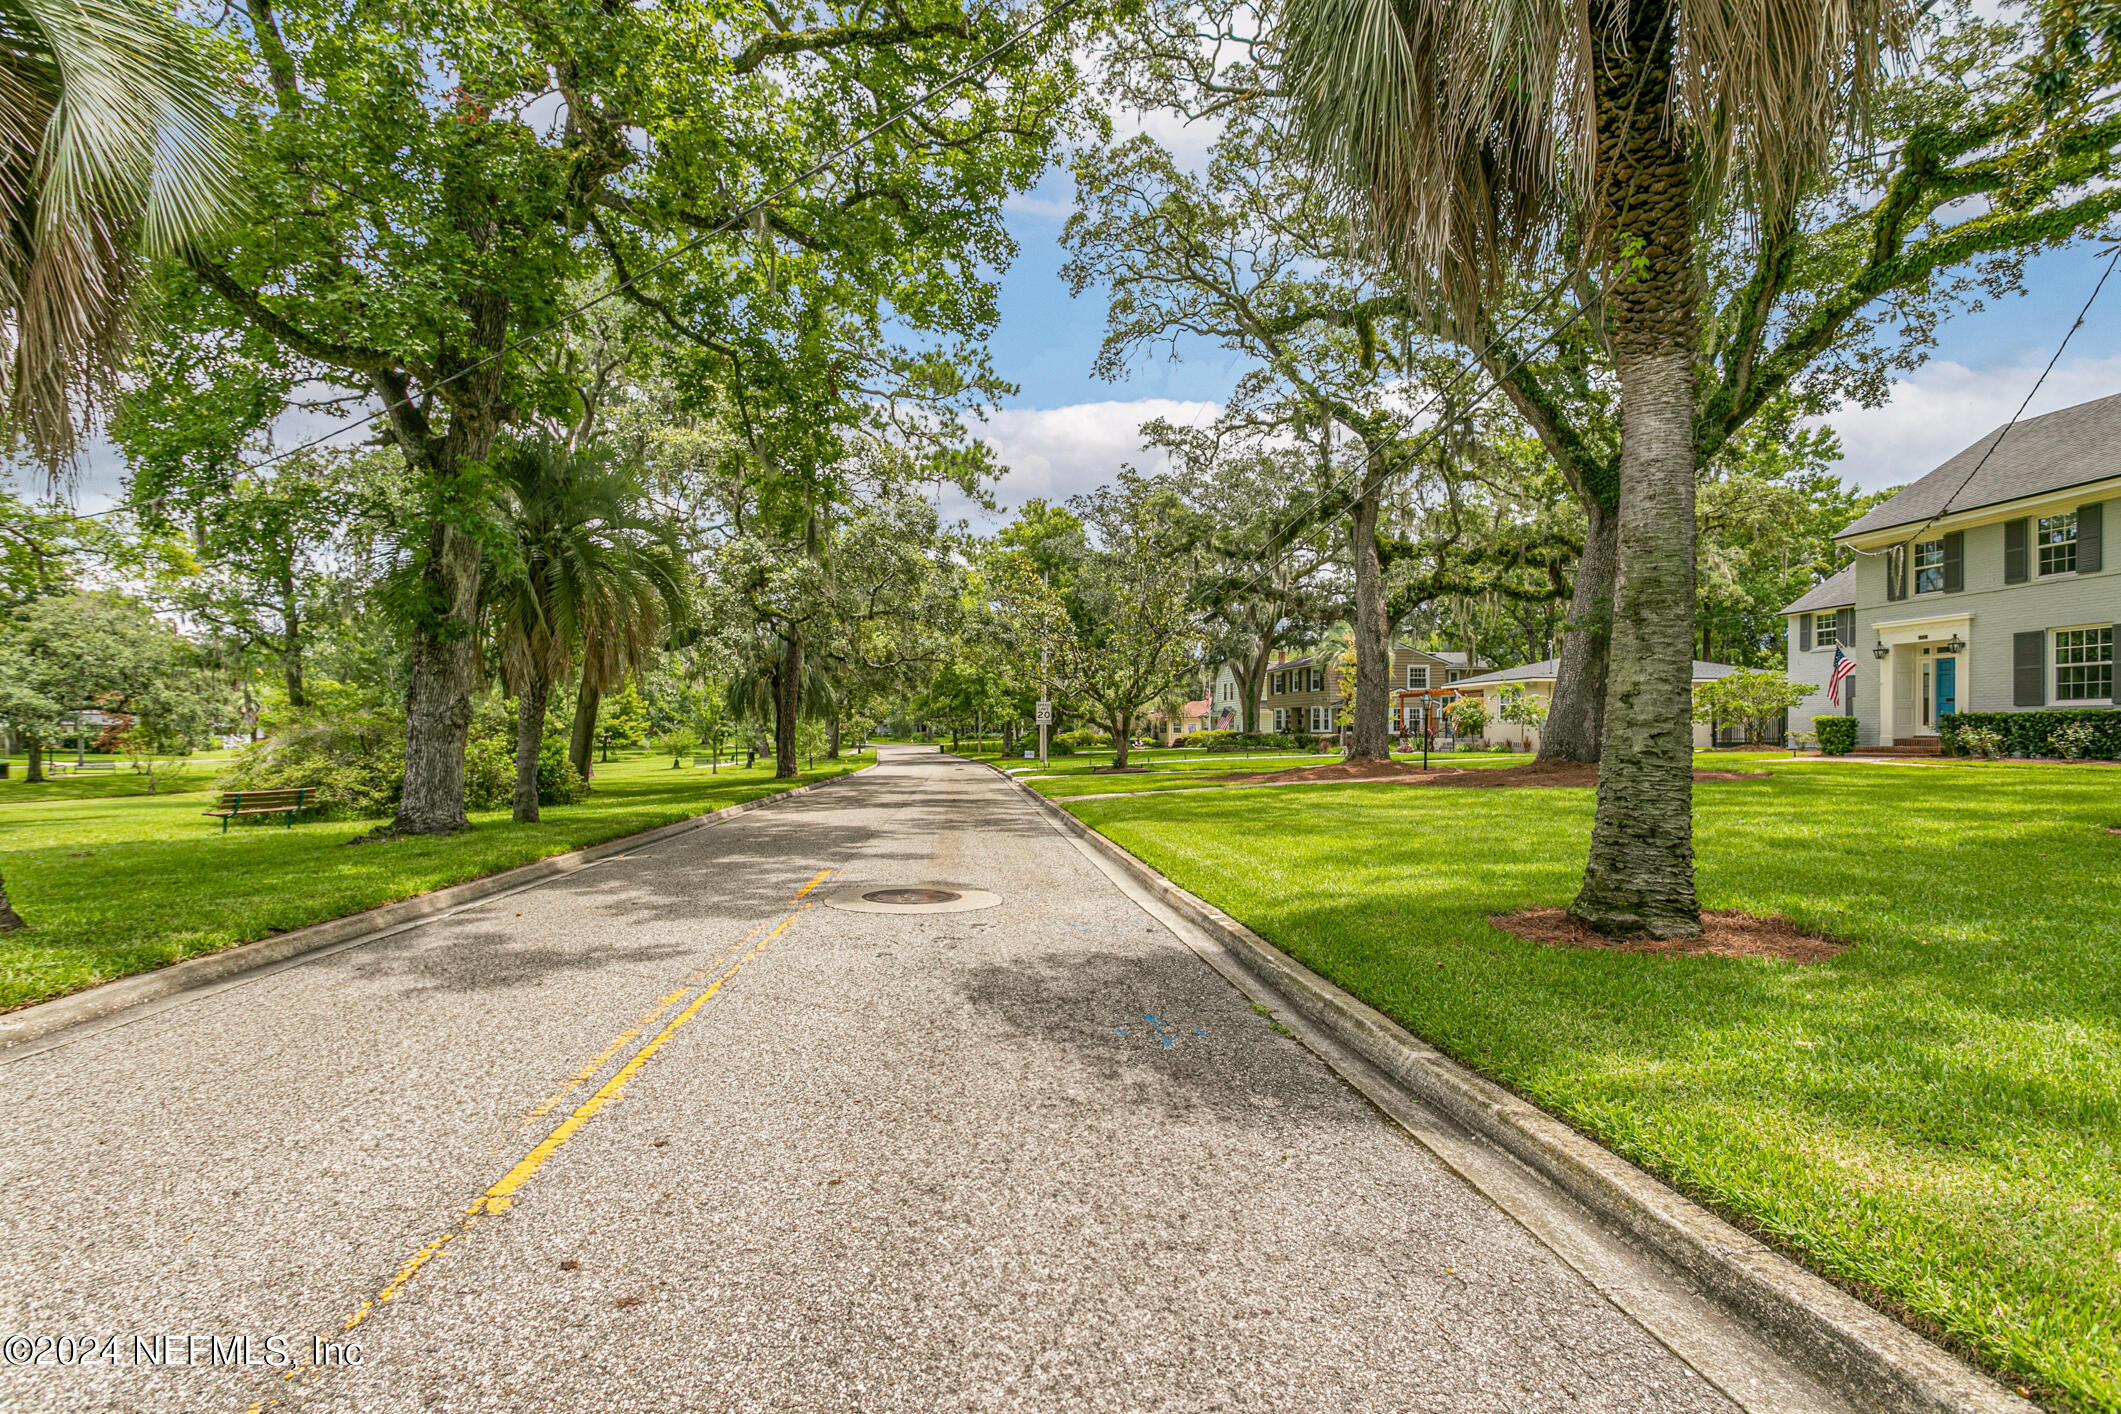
[{"left": 0, "top": 746, "right": 1838, "bottom": 1412}]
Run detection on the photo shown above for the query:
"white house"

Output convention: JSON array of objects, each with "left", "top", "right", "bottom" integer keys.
[
  {"left": 1785, "top": 391, "right": 2120, "bottom": 747},
  {"left": 1449, "top": 659, "right": 1746, "bottom": 748}
]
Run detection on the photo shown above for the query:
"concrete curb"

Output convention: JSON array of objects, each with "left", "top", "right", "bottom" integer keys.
[
  {"left": 0, "top": 770, "right": 861, "bottom": 1055},
  {"left": 996, "top": 768, "right": 2032, "bottom": 1414}
]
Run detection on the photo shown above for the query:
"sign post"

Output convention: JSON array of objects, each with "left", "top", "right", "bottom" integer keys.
[{"left": 1035, "top": 697, "right": 1052, "bottom": 768}]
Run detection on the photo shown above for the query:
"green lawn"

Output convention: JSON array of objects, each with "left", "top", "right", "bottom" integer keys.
[
  {"left": 1024, "top": 751, "right": 1541, "bottom": 798},
  {"left": 1067, "top": 761, "right": 2120, "bottom": 1412},
  {"left": 0, "top": 751, "right": 866, "bottom": 1013}
]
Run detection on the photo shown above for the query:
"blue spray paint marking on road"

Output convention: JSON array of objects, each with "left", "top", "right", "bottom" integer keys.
[{"left": 1144, "top": 1013, "right": 1176, "bottom": 1047}]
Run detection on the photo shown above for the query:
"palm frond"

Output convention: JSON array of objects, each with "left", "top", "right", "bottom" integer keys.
[
  {"left": 1275, "top": 0, "right": 1914, "bottom": 307},
  {"left": 0, "top": 0, "right": 239, "bottom": 475}
]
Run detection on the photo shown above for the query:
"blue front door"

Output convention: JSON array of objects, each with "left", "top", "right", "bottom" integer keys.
[{"left": 1936, "top": 656, "right": 1957, "bottom": 718}]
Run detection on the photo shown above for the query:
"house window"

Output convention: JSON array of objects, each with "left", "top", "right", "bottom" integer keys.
[
  {"left": 1406, "top": 665, "right": 1429, "bottom": 689},
  {"left": 1309, "top": 705, "right": 1330, "bottom": 733},
  {"left": 1446, "top": 670, "right": 1462, "bottom": 683},
  {"left": 1310, "top": 669, "right": 1324, "bottom": 692},
  {"left": 1813, "top": 613, "right": 1838, "bottom": 648},
  {"left": 1913, "top": 539, "right": 1945, "bottom": 594},
  {"left": 1271, "top": 672, "right": 1284, "bottom": 695},
  {"left": 1273, "top": 708, "right": 1287, "bottom": 732},
  {"left": 2039, "top": 513, "right": 2078, "bottom": 575},
  {"left": 2056, "top": 627, "right": 2114, "bottom": 701}
]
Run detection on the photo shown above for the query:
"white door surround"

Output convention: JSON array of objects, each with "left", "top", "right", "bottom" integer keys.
[{"left": 1872, "top": 611, "right": 1972, "bottom": 744}]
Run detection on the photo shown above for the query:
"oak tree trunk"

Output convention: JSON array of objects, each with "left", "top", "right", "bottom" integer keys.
[
  {"left": 773, "top": 634, "right": 800, "bottom": 779},
  {"left": 569, "top": 676, "right": 600, "bottom": 785},
  {"left": 1347, "top": 486, "right": 1393, "bottom": 760},
  {"left": 1568, "top": 2, "right": 1702, "bottom": 938},
  {"left": 280, "top": 565, "right": 305, "bottom": 708},
  {"left": 1539, "top": 498, "right": 1616, "bottom": 764},
  {"left": 393, "top": 521, "right": 484, "bottom": 835},
  {"left": 24, "top": 739, "right": 42, "bottom": 784},
  {"left": 827, "top": 718, "right": 841, "bottom": 760},
  {"left": 512, "top": 675, "right": 550, "bottom": 824},
  {"left": 1110, "top": 713, "right": 1132, "bottom": 768}
]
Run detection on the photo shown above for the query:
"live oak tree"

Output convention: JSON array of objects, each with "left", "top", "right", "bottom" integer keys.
[
  {"left": 1064, "top": 120, "right": 1436, "bottom": 761},
  {"left": 159, "top": 0, "right": 1080, "bottom": 835},
  {"left": 993, "top": 472, "right": 1205, "bottom": 769}
]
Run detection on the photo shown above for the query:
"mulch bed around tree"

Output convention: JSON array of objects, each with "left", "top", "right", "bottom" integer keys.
[
  {"left": 1217, "top": 759, "right": 1770, "bottom": 788},
  {"left": 1490, "top": 908, "right": 1847, "bottom": 962}
]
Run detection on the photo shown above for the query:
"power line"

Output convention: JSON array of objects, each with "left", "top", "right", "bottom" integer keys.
[
  {"left": 63, "top": 0, "right": 1086, "bottom": 523},
  {"left": 1851, "top": 237, "right": 2121, "bottom": 560}
]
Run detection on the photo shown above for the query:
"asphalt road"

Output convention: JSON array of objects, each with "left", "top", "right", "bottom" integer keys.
[{"left": 2, "top": 746, "right": 1823, "bottom": 1412}]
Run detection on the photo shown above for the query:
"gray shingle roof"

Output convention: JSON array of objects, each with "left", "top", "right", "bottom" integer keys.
[
  {"left": 1839, "top": 390, "right": 2121, "bottom": 538},
  {"left": 1782, "top": 563, "right": 1856, "bottom": 615},
  {"left": 1452, "top": 659, "right": 1745, "bottom": 687}
]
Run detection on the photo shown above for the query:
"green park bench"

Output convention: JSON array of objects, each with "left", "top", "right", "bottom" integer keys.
[
  {"left": 205, "top": 787, "right": 321, "bottom": 833},
  {"left": 69, "top": 761, "right": 116, "bottom": 774}
]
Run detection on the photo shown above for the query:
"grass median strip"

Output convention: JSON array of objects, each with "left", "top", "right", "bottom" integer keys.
[
  {"left": 1065, "top": 760, "right": 2120, "bottom": 1412},
  {"left": 0, "top": 752, "right": 865, "bottom": 1013}
]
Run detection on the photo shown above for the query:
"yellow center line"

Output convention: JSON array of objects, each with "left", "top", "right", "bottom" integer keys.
[{"left": 331, "top": 866, "right": 835, "bottom": 1338}]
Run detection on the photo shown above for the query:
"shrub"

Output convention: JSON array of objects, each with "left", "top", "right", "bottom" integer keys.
[
  {"left": 1448, "top": 697, "right": 1489, "bottom": 737},
  {"left": 1955, "top": 724, "right": 2005, "bottom": 760},
  {"left": 1814, "top": 717, "right": 1858, "bottom": 755},
  {"left": 219, "top": 708, "right": 406, "bottom": 818},
  {"left": 220, "top": 694, "right": 584, "bottom": 819},
  {"left": 1939, "top": 708, "right": 2121, "bottom": 760},
  {"left": 1188, "top": 730, "right": 1305, "bottom": 752},
  {"left": 2050, "top": 720, "right": 2100, "bottom": 760},
  {"left": 1053, "top": 728, "right": 1112, "bottom": 750}
]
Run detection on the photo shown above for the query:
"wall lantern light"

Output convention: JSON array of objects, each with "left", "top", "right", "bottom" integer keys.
[
  {"left": 1944, "top": 633, "right": 1966, "bottom": 654},
  {"left": 1872, "top": 640, "right": 1891, "bottom": 660}
]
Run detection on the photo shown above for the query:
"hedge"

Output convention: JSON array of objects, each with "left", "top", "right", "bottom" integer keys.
[
  {"left": 1814, "top": 718, "right": 1858, "bottom": 755},
  {"left": 1185, "top": 730, "right": 1308, "bottom": 752},
  {"left": 1937, "top": 708, "right": 2121, "bottom": 760}
]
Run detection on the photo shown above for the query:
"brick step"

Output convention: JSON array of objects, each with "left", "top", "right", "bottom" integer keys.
[{"left": 1850, "top": 742, "right": 1944, "bottom": 757}]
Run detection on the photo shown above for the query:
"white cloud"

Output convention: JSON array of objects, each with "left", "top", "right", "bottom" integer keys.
[
  {"left": 939, "top": 397, "right": 1222, "bottom": 526},
  {"left": 1816, "top": 354, "right": 2121, "bottom": 491}
]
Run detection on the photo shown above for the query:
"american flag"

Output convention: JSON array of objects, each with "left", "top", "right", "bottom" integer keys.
[{"left": 1827, "top": 646, "right": 1855, "bottom": 707}]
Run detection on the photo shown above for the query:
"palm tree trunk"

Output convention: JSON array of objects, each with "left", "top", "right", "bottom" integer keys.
[
  {"left": 569, "top": 675, "right": 600, "bottom": 784},
  {"left": 1347, "top": 484, "right": 1392, "bottom": 760},
  {"left": 1539, "top": 499, "right": 1615, "bottom": 764},
  {"left": 773, "top": 634, "right": 800, "bottom": 779},
  {"left": 512, "top": 676, "right": 550, "bottom": 823},
  {"left": 0, "top": 870, "right": 24, "bottom": 931},
  {"left": 394, "top": 523, "right": 483, "bottom": 835},
  {"left": 1568, "top": 1, "right": 1702, "bottom": 938}
]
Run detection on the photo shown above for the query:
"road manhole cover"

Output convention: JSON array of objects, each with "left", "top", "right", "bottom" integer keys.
[
  {"left": 821, "top": 884, "right": 1002, "bottom": 914},
  {"left": 864, "top": 887, "right": 962, "bottom": 905}
]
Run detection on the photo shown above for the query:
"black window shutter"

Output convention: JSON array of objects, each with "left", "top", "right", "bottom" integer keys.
[
  {"left": 1837, "top": 607, "right": 1854, "bottom": 647},
  {"left": 1943, "top": 530, "right": 1964, "bottom": 591},
  {"left": 2013, "top": 630, "right": 2047, "bottom": 707},
  {"left": 2004, "top": 518, "right": 2029, "bottom": 583},
  {"left": 1798, "top": 615, "right": 1812, "bottom": 651},
  {"left": 2078, "top": 501, "right": 2103, "bottom": 573}
]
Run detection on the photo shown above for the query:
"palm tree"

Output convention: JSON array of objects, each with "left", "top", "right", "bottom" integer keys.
[
  {"left": 0, "top": 0, "right": 236, "bottom": 931},
  {"left": 1278, "top": 0, "right": 1911, "bottom": 937},
  {"left": 484, "top": 438, "right": 687, "bottom": 823}
]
